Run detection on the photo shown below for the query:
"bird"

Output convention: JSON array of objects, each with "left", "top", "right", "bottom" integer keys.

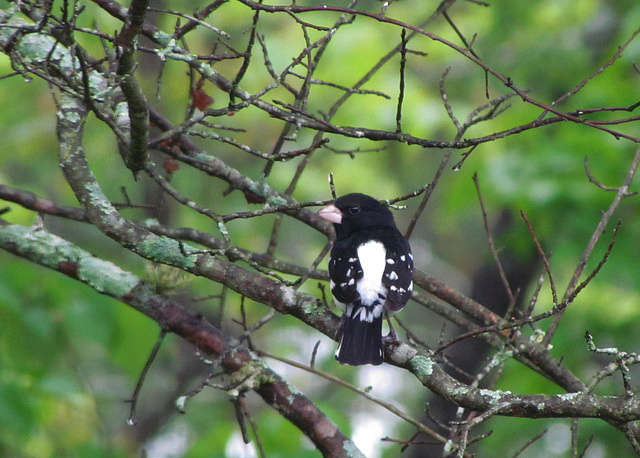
[{"left": 318, "top": 193, "right": 414, "bottom": 365}]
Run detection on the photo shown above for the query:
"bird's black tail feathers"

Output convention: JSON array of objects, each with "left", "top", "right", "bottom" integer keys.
[{"left": 336, "top": 304, "right": 383, "bottom": 366}]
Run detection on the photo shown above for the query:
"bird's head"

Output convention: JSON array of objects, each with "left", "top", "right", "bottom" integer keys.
[{"left": 318, "top": 193, "right": 396, "bottom": 236}]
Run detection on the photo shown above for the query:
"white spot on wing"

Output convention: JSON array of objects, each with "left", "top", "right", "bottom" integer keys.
[{"left": 388, "top": 271, "right": 398, "bottom": 280}]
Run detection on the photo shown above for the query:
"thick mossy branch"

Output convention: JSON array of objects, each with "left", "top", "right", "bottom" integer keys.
[{"left": 0, "top": 223, "right": 140, "bottom": 296}]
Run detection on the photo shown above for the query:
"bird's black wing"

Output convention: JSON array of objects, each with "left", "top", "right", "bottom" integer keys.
[
  {"left": 328, "top": 238, "right": 364, "bottom": 305},
  {"left": 380, "top": 228, "right": 414, "bottom": 311}
]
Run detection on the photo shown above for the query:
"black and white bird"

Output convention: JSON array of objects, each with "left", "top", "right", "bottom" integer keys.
[{"left": 318, "top": 193, "right": 414, "bottom": 365}]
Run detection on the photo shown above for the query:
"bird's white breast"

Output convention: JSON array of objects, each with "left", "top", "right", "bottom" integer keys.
[{"left": 356, "top": 240, "right": 387, "bottom": 306}]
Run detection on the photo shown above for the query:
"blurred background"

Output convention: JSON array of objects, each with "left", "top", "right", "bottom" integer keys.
[{"left": 2, "top": 0, "right": 640, "bottom": 456}]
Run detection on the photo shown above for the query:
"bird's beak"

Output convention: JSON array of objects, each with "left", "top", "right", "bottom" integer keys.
[{"left": 318, "top": 204, "right": 342, "bottom": 224}]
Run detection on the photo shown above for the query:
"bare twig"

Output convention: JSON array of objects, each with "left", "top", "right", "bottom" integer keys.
[
  {"left": 239, "top": 397, "right": 266, "bottom": 457},
  {"left": 545, "top": 145, "right": 640, "bottom": 346},
  {"left": 395, "top": 28, "right": 407, "bottom": 133},
  {"left": 521, "top": 210, "right": 558, "bottom": 306},
  {"left": 585, "top": 330, "right": 639, "bottom": 397},
  {"left": 126, "top": 329, "right": 167, "bottom": 425},
  {"left": 540, "top": 25, "right": 640, "bottom": 118},
  {"left": 149, "top": 7, "right": 230, "bottom": 39},
  {"left": 473, "top": 172, "right": 515, "bottom": 303},
  {"left": 512, "top": 429, "right": 548, "bottom": 457}
]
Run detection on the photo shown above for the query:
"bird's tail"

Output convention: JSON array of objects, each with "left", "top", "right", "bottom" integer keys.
[{"left": 336, "top": 302, "right": 383, "bottom": 366}]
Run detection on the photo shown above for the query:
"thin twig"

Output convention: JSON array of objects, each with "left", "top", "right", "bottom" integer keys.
[
  {"left": 395, "top": 28, "right": 407, "bottom": 133},
  {"left": 540, "top": 25, "right": 640, "bottom": 119},
  {"left": 545, "top": 145, "right": 640, "bottom": 346},
  {"left": 441, "top": 67, "right": 461, "bottom": 133},
  {"left": 125, "top": 329, "right": 167, "bottom": 425},
  {"left": 512, "top": 429, "right": 548, "bottom": 457},
  {"left": 520, "top": 210, "right": 558, "bottom": 306},
  {"left": 239, "top": 397, "right": 266, "bottom": 457},
  {"left": 473, "top": 172, "right": 515, "bottom": 303}
]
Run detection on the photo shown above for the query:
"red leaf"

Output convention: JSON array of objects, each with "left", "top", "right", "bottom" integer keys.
[
  {"left": 191, "top": 88, "right": 214, "bottom": 111},
  {"left": 163, "top": 157, "right": 181, "bottom": 173}
]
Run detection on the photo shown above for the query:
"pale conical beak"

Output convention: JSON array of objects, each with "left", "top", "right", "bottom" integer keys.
[{"left": 318, "top": 204, "right": 342, "bottom": 224}]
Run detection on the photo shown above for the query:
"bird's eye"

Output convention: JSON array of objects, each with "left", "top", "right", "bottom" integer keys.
[{"left": 348, "top": 206, "right": 360, "bottom": 215}]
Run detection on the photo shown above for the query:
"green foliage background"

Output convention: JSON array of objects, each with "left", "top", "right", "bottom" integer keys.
[{"left": 2, "top": 0, "right": 640, "bottom": 456}]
